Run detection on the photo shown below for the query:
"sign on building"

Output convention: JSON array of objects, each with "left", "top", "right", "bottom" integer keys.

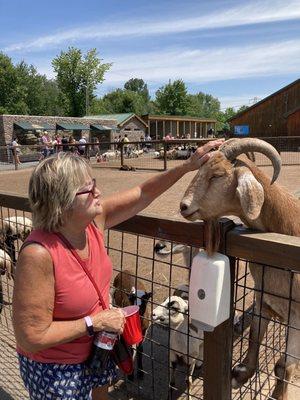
[{"left": 234, "top": 125, "right": 249, "bottom": 136}]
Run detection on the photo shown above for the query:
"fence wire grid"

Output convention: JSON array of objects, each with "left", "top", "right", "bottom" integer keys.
[
  {"left": 1, "top": 136, "right": 300, "bottom": 172},
  {"left": 0, "top": 201, "right": 299, "bottom": 400}
]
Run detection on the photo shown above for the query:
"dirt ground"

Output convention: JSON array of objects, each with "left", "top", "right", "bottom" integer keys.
[
  {"left": 0, "top": 162, "right": 299, "bottom": 219},
  {"left": 0, "top": 162, "right": 299, "bottom": 400}
]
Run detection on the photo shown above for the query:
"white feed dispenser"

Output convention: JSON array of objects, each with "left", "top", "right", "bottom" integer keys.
[{"left": 189, "top": 250, "right": 231, "bottom": 331}]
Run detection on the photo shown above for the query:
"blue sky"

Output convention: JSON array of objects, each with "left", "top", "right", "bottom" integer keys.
[{"left": 1, "top": 0, "right": 300, "bottom": 110}]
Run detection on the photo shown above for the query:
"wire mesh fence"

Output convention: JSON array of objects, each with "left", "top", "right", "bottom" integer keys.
[
  {"left": 0, "top": 195, "right": 299, "bottom": 400},
  {"left": 1, "top": 136, "right": 299, "bottom": 172},
  {"left": 228, "top": 230, "right": 300, "bottom": 400},
  {"left": 251, "top": 136, "right": 300, "bottom": 167}
]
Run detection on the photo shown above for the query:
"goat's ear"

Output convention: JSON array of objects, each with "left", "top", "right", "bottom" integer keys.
[
  {"left": 143, "top": 292, "right": 152, "bottom": 300},
  {"left": 236, "top": 169, "right": 264, "bottom": 220}
]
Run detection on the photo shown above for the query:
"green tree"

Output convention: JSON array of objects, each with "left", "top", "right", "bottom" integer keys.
[
  {"left": 216, "top": 107, "right": 235, "bottom": 131},
  {"left": 155, "top": 79, "right": 189, "bottom": 115},
  {"left": 0, "top": 53, "right": 28, "bottom": 114},
  {"left": 187, "top": 92, "right": 221, "bottom": 118},
  {"left": 124, "top": 78, "right": 150, "bottom": 102},
  {"left": 101, "top": 89, "right": 147, "bottom": 114},
  {"left": 237, "top": 105, "right": 248, "bottom": 113},
  {"left": 52, "top": 47, "right": 111, "bottom": 117},
  {"left": 90, "top": 97, "right": 110, "bottom": 114}
]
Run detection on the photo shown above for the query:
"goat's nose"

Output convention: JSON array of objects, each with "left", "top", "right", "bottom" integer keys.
[{"left": 180, "top": 202, "right": 189, "bottom": 213}]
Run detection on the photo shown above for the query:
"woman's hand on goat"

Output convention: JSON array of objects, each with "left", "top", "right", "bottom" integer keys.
[
  {"left": 185, "top": 139, "right": 224, "bottom": 171},
  {"left": 92, "top": 308, "right": 126, "bottom": 334}
]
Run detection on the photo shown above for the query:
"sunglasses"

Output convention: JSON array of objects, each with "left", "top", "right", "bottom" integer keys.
[{"left": 76, "top": 178, "right": 97, "bottom": 196}]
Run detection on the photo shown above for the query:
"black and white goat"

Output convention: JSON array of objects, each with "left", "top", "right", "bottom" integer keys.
[{"left": 152, "top": 295, "right": 203, "bottom": 388}]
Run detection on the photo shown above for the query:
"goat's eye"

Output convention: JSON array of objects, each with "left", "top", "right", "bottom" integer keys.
[{"left": 209, "top": 175, "right": 222, "bottom": 181}]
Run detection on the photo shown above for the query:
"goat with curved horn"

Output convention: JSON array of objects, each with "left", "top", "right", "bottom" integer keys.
[
  {"left": 220, "top": 138, "right": 281, "bottom": 184},
  {"left": 180, "top": 138, "right": 300, "bottom": 400}
]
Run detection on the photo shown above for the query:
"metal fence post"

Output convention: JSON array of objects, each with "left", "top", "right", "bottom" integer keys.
[
  {"left": 120, "top": 142, "right": 124, "bottom": 168},
  {"left": 203, "top": 220, "right": 236, "bottom": 400},
  {"left": 163, "top": 142, "right": 167, "bottom": 170}
]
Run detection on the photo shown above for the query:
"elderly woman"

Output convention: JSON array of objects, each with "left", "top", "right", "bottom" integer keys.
[{"left": 12, "top": 139, "right": 223, "bottom": 400}]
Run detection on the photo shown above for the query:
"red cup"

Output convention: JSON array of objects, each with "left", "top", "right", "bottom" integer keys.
[{"left": 122, "top": 305, "right": 143, "bottom": 345}]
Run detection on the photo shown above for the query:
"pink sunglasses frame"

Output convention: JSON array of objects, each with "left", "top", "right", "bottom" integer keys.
[{"left": 75, "top": 178, "right": 96, "bottom": 196}]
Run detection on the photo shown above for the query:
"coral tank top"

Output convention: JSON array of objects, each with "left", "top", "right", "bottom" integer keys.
[{"left": 17, "top": 223, "right": 112, "bottom": 364}]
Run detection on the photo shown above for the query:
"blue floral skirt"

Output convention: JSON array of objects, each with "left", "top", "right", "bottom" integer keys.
[{"left": 18, "top": 354, "right": 117, "bottom": 400}]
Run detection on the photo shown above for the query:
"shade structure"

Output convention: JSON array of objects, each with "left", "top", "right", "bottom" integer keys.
[
  {"left": 14, "top": 122, "right": 54, "bottom": 130},
  {"left": 91, "top": 124, "right": 116, "bottom": 131},
  {"left": 56, "top": 123, "right": 90, "bottom": 130}
]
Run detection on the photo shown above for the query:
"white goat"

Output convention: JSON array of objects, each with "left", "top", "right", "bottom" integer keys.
[
  {"left": 0, "top": 248, "right": 13, "bottom": 280},
  {"left": 0, "top": 249, "right": 13, "bottom": 314},
  {"left": 152, "top": 295, "right": 203, "bottom": 388},
  {"left": 180, "top": 137, "right": 300, "bottom": 400},
  {"left": 102, "top": 150, "right": 121, "bottom": 161}
]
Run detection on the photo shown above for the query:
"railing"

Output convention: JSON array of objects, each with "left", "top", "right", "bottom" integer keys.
[
  {"left": 0, "top": 194, "right": 299, "bottom": 399},
  {"left": 1, "top": 136, "right": 299, "bottom": 172}
]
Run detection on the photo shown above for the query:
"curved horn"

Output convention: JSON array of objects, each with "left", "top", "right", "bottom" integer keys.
[{"left": 220, "top": 138, "right": 281, "bottom": 184}]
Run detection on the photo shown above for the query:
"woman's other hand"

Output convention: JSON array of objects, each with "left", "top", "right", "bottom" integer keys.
[
  {"left": 92, "top": 308, "right": 126, "bottom": 334},
  {"left": 184, "top": 139, "right": 224, "bottom": 171}
]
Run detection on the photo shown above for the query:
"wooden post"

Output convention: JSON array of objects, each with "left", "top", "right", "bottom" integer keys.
[
  {"left": 176, "top": 121, "right": 179, "bottom": 137},
  {"left": 203, "top": 219, "right": 236, "bottom": 400},
  {"left": 120, "top": 142, "right": 124, "bottom": 167},
  {"left": 163, "top": 142, "right": 167, "bottom": 171},
  {"left": 13, "top": 148, "right": 18, "bottom": 171},
  {"left": 156, "top": 120, "right": 158, "bottom": 140},
  {"left": 163, "top": 120, "right": 165, "bottom": 138}
]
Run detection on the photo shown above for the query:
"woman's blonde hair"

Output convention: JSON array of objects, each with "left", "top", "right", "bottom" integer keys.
[{"left": 29, "top": 153, "right": 92, "bottom": 232}]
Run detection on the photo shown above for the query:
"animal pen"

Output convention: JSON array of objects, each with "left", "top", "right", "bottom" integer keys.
[
  {"left": 1, "top": 136, "right": 300, "bottom": 172},
  {"left": 0, "top": 193, "right": 299, "bottom": 400}
]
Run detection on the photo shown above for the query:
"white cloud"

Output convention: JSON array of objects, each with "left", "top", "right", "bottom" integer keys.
[
  {"left": 4, "top": 0, "right": 300, "bottom": 52},
  {"left": 105, "top": 39, "right": 300, "bottom": 85},
  {"left": 33, "top": 39, "right": 300, "bottom": 106}
]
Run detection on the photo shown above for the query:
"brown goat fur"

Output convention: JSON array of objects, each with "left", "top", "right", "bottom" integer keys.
[
  {"left": 181, "top": 149, "right": 300, "bottom": 400},
  {"left": 112, "top": 270, "right": 152, "bottom": 334}
]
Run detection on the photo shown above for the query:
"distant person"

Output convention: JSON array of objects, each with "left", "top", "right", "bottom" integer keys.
[
  {"left": 93, "top": 138, "right": 100, "bottom": 154},
  {"left": 144, "top": 133, "right": 152, "bottom": 152},
  {"left": 10, "top": 137, "right": 21, "bottom": 165},
  {"left": 68, "top": 136, "right": 77, "bottom": 154},
  {"left": 164, "top": 133, "right": 174, "bottom": 150},
  {"left": 122, "top": 134, "right": 129, "bottom": 156},
  {"left": 41, "top": 131, "right": 51, "bottom": 158},
  {"left": 78, "top": 136, "right": 87, "bottom": 156},
  {"left": 207, "top": 128, "right": 215, "bottom": 137},
  {"left": 61, "top": 135, "right": 69, "bottom": 152}
]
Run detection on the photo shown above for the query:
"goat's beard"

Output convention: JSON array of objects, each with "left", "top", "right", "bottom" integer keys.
[{"left": 204, "top": 220, "right": 220, "bottom": 256}]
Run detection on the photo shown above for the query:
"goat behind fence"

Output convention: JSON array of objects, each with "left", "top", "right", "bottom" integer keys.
[{"left": 0, "top": 195, "right": 299, "bottom": 400}]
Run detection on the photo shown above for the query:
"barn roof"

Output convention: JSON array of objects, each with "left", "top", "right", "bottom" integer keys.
[{"left": 85, "top": 113, "right": 148, "bottom": 128}]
